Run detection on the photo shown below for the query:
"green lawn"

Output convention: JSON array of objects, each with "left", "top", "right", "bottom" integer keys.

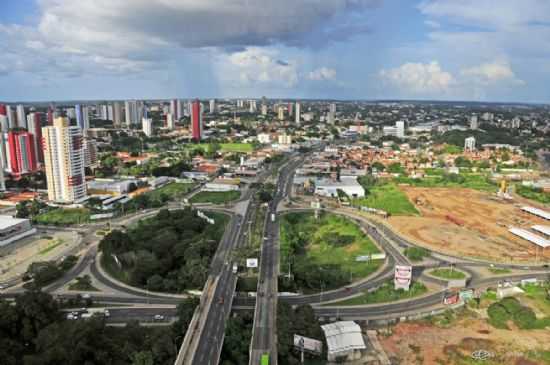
[
  {"left": 488, "top": 267, "right": 512, "bottom": 275},
  {"left": 146, "top": 182, "right": 196, "bottom": 201},
  {"left": 190, "top": 190, "right": 241, "bottom": 204},
  {"left": 516, "top": 185, "right": 550, "bottom": 204},
  {"left": 428, "top": 268, "right": 466, "bottom": 280},
  {"left": 353, "top": 183, "right": 419, "bottom": 216},
  {"left": 395, "top": 173, "right": 496, "bottom": 192},
  {"left": 521, "top": 283, "right": 550, "bottom": 317},
  {"left": 326, "top": 281, "right": 427, "bottom": 306},
  {"left": 39, "top": 239, "right": 65, "bottom": 255},
  {"left": 220, "top": 143, "right": 254, "bottom": 153},
  {"left": 35, "top": 208, "right": 91, "bottom": 225},
  {"left": 280, "top": 212, "right": 382, "bottom": 292}
]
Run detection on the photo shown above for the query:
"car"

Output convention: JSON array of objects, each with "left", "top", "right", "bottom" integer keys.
[
  {"left": 153, "top": 314, "right": 165, "bottom": 321},
  {"left": 82, "top": 293, "right": 91, "bottom": 299},
  {"left": 66, "top": 313, "right": 78, "bottom": 320},
  {"left": 103, "top": 309, "right": 110, "bottom": 317}
]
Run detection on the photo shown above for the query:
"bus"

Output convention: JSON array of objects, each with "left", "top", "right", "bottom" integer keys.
[{"left": 260, "top": 353, "right": 269, "bottom": 365}]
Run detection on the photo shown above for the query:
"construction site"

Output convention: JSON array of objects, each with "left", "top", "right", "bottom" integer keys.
[{"left": 388, "top": 185, "right": 550, "bottom": 263}]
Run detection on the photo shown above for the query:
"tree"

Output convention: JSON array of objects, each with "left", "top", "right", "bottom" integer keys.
[
  {"left": 371, "top": 161, "right": 385, "bottom": 172},
  {"left": 15, "top": 201, "right": 30, "bottom": 218}
]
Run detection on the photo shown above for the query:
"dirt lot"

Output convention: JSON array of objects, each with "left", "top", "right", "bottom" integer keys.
[
  {"left": 389, "top": 187, "right": 550, "bottom": 263},
  {"left": 378, "top": 315, "right": 550, "bottom": 364}
]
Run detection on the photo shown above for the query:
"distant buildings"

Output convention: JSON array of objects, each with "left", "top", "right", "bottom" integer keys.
[
  {"left": 166, "top": 113, "right": 175, "bottom": 130},
  {"left": 125, "top": 100, "right": 142, "bottom": 127},
  {"left": 383, "top": 121, "right": 406, "bottom": 138},
  {"left": 278, "top": 105, "right": 285, "bottom": 121},
  {"left": 464, "top": 136, "right": 476, "bottom": 152},
  {"left": 26, "top": 112, "right": 43, "bottom": 164},
  {"left": 295, "top": 102, "right": 301, "bottom": 124},
  {"left": 261, "top": 104, "right": 268, "bottom": 116},
  {"left": 42, "top": 117, "right": 87, "bottom": 203},
  {"left": 113, "top": 102, "right": 123, "bottom": 127},
  {"left": 16, "top": 105, "right": 26, "bottom": 129},
  {"left": 209, "top": 99, "right": 216, "bottom": 114},
  {"left": 278, "top": 134, "right": 292, "bottom": 145},
  {"left": 257, "top": 133, "right": 271, "bottom": 144}
]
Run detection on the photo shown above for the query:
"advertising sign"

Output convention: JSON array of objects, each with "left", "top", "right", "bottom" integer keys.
[
  {"left": 293, "top": 335, "right": 323, "bottom": 355},
  {"left": 394, "top": 265, "right": 412, "bottom": 291},
  {"left": 371, "top": 253, "right": 387, "bottom": 260},
  {"left": 246, "top": 258, "right": 259, "bottom": 268}
]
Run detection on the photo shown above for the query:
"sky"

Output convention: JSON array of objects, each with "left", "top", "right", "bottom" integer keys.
[{"left": 0, "top": 0, "right": 549, "bottom": 103}]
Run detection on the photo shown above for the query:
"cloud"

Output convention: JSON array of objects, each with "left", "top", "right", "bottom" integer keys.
[
  {"left": 220, "top": 47, "right": 298, "bottom": 87},
  {"left": 460, "top": 60, "right": 525, "bottom": 86},
  {"left": 307, "top": 67, "right": 337, "bottom": 81},
  {"left": 379, "top": 61, "right": 454, "bottom": 94}
]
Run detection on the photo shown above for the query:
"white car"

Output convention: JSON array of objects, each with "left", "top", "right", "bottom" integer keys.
[
  {"left": 66, "top": 313, "right": 78, "bottom": 320},
  {"left": 153, "top": 314, "right": 165, "bottom": 321}
]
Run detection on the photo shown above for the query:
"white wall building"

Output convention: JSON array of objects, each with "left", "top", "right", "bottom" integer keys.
[
  {"left": 278, "top": 134, "right": 292, "bottom": 145},
  {"left": 465, "top": 136, "right": 476, "bottom": 151},
  {"left": 0, "top": 216, "right": 37, "bottom": 247},
  {"left": 295, "top": 102, "right": 301, "bottom": 124},
  {"left": 258, "top": 133, "right": 271, "bottom": 144},
  {"left": 142, "top": 118, "right": 153, "bottom": 137},
  {"left": 42, "top": 117, "right": 87, "bottom": 203},
  {"left": 314, "top": 177, "right": 365, "bottom": 198}
]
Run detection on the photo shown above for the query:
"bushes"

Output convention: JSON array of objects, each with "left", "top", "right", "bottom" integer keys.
[
  {"left": 404, "top": 247, "right": 430, "bottom": 262},
  {"left": 487, "top": 297, "right": 546, "bottom": 330}
]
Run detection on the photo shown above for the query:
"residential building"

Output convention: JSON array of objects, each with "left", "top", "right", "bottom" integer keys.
[
  {"left": 83, "top": 139, "right": 98, "bottom": 167},
  {"left": 26, "top": 112, "right": 44, "bottom": 164},
  {"left": 295, "top": 102, "right": 301, "bottom": 124},
  {"left": 6, "top": 105, "right": 16, "bottom": 129},
  {"left": 7, "top": 131, "right": 38, "bottom": 177},
  {"left": 16, "top": 105, "right": 26, "bottom": 129},
  {"left": 396, "top": 120, "right": 405, "bottom": 138},
  {"left": 124, "top": 100, "right": 139, "bottom": 126},
  {"left": 166, "top": 113, "right": 175, "bottom": 130},
  {"left": 465, "top": 136, "right": 476, "bottom": 152},
  {"left": 278, "top": 134, "right": 292, "bottom": 145},
  {"left": 191, "top": 99, "right": 202, "bottom": 140},
  {"left": 209, "top": 99, "right": 216, "bottom": 114},
  {"left": 142, "top": 117, "right": 153, "bottom": 137},
  {"left": 42, "top": 117, "right": 87, "bottom": 203},
  {"left": 470, "top": 115, "right": 478, "bottom": 130},
  {"left": 249, "top": 100, "right": 257, "bottom": 113},
  {"left": 113, "top": 102, "right": 123, "bottom": 127},
  {"left": 278, "top": 105, "right": 285, "bottom": 120},
  {"left": 258, "top": 133, "right": 271, "bottom": 144},
  {"left": 261, "top": 104, "right": 268, "bottom": 116}
]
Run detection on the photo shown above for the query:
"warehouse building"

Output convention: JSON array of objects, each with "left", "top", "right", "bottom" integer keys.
[{"left": 0, "top": 215, "right": 36, "bottom": 247}]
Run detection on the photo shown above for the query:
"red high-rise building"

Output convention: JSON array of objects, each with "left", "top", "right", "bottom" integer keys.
[
  {"left": 191, "top": 99, "right": 202, "bottom": 140},
  {"left": 27, "top": 112, "right": 44, "bottom": 163},
  {"left": 0, "top": 104, "right": 6, "bottom": 116},
  {"left": 7, "top": 131, "right": 38, "bottom": 177}
]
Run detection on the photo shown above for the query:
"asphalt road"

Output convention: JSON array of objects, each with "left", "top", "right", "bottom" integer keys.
[{"left": 249, "top": 156, "right": 303, "bottom": 365}]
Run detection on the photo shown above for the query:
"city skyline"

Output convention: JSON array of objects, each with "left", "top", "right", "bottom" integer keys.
[{"left": 1, "top": 1, "right": 550, "bottom": 103}]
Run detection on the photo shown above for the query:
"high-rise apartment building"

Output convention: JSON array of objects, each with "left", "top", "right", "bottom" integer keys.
[
  {"left": 125, "top": 100, "right": 139, "bottom": 126},
  {"left": 261, "top": 104, "right": 268, "bottom": 116},
  {"left": 465, "top": 136, "right": 476, "bottom": 152},
  {"left": 42, "top": 117, "right": 87, "bottom": 203},
  {"left": 470, "top": 115, "right": 478, "bottom": 130},
  {"left": 278, "top": 105, "right": 285, "bottom": 121},
  {"left": 83, "top": 139, "right": 98, "bottom": 167},
  {"left": 113, "top": 102, "right": 123, "bottom": 127},
  {"left": 295, "top": 102, "right": 301, "bottom": 125},
  {"left": 6, "top": 105, "right": 16, "bottom": 129},
  {"left": 191, "top": 100, "right": 202, "bottom": 140},
  {"left": 209, "top": 99, "right": 216, "bottom": 114},
  {"left": 288, "top": 102, "right": 293, "bottom": 117},
  {"left": 16, "top": 105, "right": 26, "bottom": 129},
  {"left": 142, "top": 118, "right": 153, "bottom": 137},
  {"left": 166, "top": 113, "right": 175, "bottom": 130},
  {"left": 396, "top": 120, "right": 405, "bottom": 138},
  {"left": 7, "top": 131, "right": 38, "bottom": 177},
  {"left": 26, "top": 112, "right": 44, "bottom": 164}
]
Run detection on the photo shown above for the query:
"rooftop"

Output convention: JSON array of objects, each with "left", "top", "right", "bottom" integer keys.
[
  {"left": 321, "top": 321, "right": 366, "bottom": 356},
  {"left": 0, "top": 215, "right": 30, "bottom": 230}
]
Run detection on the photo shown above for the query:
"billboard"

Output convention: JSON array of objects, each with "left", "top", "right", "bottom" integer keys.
[
  {"left": 246, "top": 258, "right": 258, "bottom": 268},
  {"left": 394, "top": 265, "right": 412, "bottom": 291},
  {"left": 293, "top": 335, "right": 323, "bottom": 355},
  {"left": 371, "top": 253, "right": 387, "bottom": 260}
]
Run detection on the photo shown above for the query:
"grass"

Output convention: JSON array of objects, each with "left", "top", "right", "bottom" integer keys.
[
  {"left": 68, "top": 275, "right": 99, "bottom": 291},
  {"left": 429, "top": 268, "right": 467, "bottom": 280},
  {"left": 190, "top": 190, "right": 241, "bottom": 204},
  {"left": 395, "top": 173, "right": 496, "bottom": 192},
  {"left": 521, "top": 283, "right": 550, "bottom": 316},
  {"left": 220, "top": 143, "right": 254, "bottom": 153},
  {"left": 353, "top": 183, "right": 419, "bottom": 216},
  {"left": 516, "top": 185, "right": 550, "bottom": 204},
  {"left": 39, "top": 238, "right": 65, "bottom": 255},
  {"left": 35, "top": 208, "right": 91, "bottom": 225},
  {"left": 146, "top": 182, "right": 196, "bottom": 201},
  {"left": 326, "top": 281, "right": 427, "bottom": 306},
  {"left": 280, "top": 212, "right": 382, "bottom": 291}
]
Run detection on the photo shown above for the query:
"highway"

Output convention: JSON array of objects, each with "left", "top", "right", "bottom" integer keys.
[{"left": 249, "top": 156, "right": 303, "bottom": 365}]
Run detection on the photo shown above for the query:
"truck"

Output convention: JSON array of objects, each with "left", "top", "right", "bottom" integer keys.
[{"left": 271, "top": 213, "right": 276, "bottom": 222}]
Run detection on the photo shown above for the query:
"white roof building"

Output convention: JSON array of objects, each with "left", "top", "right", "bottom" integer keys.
[
  {"left": 532, "top": 225, "right": 550, "bottom": 237},
  {"left": 321, "top": 321, "right": 366, "bottom": 362},
  {"left": 521, "top": 206, "right": 550, "bottom": 220},
  {"left": 314, "top": 176, "right": 365, "bottom": 198},
  {"left": 509, "top": 227, "right": 550, "bottom": 248}
]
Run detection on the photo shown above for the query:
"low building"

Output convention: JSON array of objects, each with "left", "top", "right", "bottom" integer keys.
[
  {"left": 87, "top": 179, "right": 139, "bottom": 195},
  {"left": 321, "top": 321, "right": 367, "bottom": 363},
  {"left": 0, "top": 215, "right": 36, "bottom": 247},
  {"left": 314, "top": 176, "right": 365, "bottom": 198},
  {"left": 204, "top": 178, "right": 240, "bottom": 192}
]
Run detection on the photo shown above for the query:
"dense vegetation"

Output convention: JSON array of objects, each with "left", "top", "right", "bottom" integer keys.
[
  {"left": 100, "top": 208, "right": 228, "bottom": 292},
  {"left": 404, "top": 247, "right": 430, "bottom": 262},
  {"left": 23, "top": 255, "right": 78, "bottom": 289},
  {"left": 278, "top": 303, "right": 326, "bottom": 365},
  {"left": 487, "top": 296, "right": 550, "bottom": 330},
  {"left": 0, "top": 291, "right": 198, "bottom": 365},
  {"left": 394, "top": 172, "right": 496, "bottom": 192},
  {"left": 516, "top": 185, "right": 550, "bottom": 204},
  {"left": 189, "top": 191, "right": 241, "bottom": 204},
  {"left": 279, "top": 212, "right": 381, "bottom": 293},
  {"left": 220, "top": 313, "right": 254, "bottom": 365}
]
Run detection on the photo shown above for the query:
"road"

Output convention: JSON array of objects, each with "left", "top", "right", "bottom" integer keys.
[{"left": 249, "top": 156, "right": 303, "bottom": 365}]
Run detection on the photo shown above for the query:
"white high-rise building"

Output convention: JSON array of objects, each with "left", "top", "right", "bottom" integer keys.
[
  {"left": 42, "top": 117, "right": 87, "bottom": 203},
  {"left": 295, "top": 102, "right": 301, "bottom": 124},
  {"left": 16, "top": 105, "right": 26, "bottom": 129},
  {"left": 465, "top": 136, "right": 476, "bottom": 152},
  {"left": 6, "top": 105, "right": 16, "bottom": 129},
  {"left": 261, "top": 104, "right": 268, "bottom": 116},
  {"left": 209, "top": 99, "right": 216, "bottom": 114},
  {"left": 166, "top": 113, "right": 175, "bottom": 130},
  {"left": 113, "top": 102, "right": 123, "bottom": 127},
  {"left": 125, "top": 100, "right": 139, "bottom": 126},
  {"left": 396, "top": 120, "right": 405, "bottom": 138},
  {"left": 329, "top": 103, "right": 336, "bottom": 114},
  {"left": 249, "top": 100, "right": 257, "bottom": 113},
  {"left": 278, "top": 106, "right": 285, "bottom": 120},
  {"left": 142, "top": 118, "right": 153, "bottom": 137},
  {"left": 470, "top": 115, "right": 478, "bottom": 130}
]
